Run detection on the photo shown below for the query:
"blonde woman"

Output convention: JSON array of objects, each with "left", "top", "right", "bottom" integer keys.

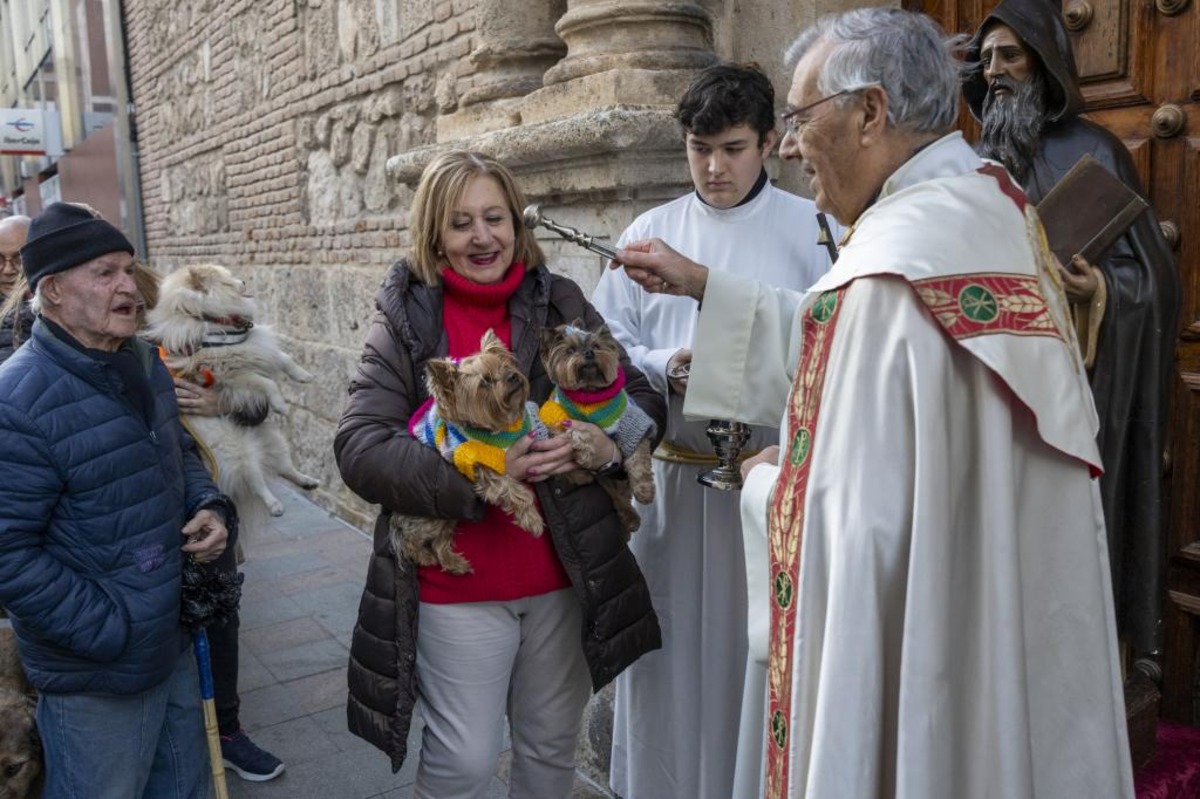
[{"left": 336, "top": 151, "right": 665, "bottom": 798}]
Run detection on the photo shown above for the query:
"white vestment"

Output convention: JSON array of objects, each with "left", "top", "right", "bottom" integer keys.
[
  {"left": 593, "top": 183, "right": 834, "bottom": 799},
  {"left": 685, "top": 133, "right": 1133, "bottom": 799}
]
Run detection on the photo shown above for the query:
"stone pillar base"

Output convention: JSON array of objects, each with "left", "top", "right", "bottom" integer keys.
[
  {"left": 520, "top": 68, "right": 701, "bottom": 127},
  {"left": 437, "top": 97, "right": 524, "bottom": 142},
  {"left": 389, "top": 107, "right": 688, "bottom": 199}
]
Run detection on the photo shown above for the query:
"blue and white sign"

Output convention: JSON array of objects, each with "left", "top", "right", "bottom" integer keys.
[{"left": 0, "top": 109, "right": 63, "bottom": 156}]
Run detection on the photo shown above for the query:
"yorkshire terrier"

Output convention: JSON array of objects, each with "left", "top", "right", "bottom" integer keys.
[
  {"left": 390, "top": 330, "right": 548, "bottom": 574},
  {"left": 539, "top": 323, "right": 656, "bottom": 536}
]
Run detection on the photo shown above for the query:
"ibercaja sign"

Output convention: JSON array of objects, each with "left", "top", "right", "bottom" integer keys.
[{"left": 0, "top": 109, "right": 64, "bottom": 156}]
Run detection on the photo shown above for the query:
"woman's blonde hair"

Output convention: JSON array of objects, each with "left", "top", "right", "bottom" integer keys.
[
  {"left": 408, "top": 150, "right": 544, "bottom": 285},
  {"left": 0, "top": 276, "right": 25, "bottom": 340},
  {"left": 133, "top": 260, "right": 160, "bottom": 315}
]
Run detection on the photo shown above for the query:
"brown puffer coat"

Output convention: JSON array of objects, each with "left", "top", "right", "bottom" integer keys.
[{"left": 334, "top": 260, "right": 666, "bottom": 772}]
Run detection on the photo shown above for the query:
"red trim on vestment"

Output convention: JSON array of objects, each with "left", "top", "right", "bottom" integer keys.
[
  {"left": 911, "top": 273, "right": 1061, "bottom": 341},
  {"left": 978, "top": 163, "right": 1029, "bottom": 211},
  {"left": 765, "top": 286, "right": 847, "bottom": 799}
]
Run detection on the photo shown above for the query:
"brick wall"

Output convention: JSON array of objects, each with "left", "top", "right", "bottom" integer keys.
[{"left": 125, "top": 0, "right": 481, "bottom": 527}]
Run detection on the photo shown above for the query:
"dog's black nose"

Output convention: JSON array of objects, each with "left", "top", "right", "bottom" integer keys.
[{"left": 583, "top": 348, "right": 594, "bottom": 361}]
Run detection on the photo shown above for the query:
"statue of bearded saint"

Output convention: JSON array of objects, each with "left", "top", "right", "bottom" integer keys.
[
  {"left": 977, "top": 70, "right": 1049, "bottom": 186},
  {"left": 965, "top": 0, "right": 1180, "bottom": 664},
  {"left": 978, "top": 68, "right": 1101, "bottom": 324}
]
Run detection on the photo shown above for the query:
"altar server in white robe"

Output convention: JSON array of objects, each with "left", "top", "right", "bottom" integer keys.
[
  {"left": 592, "top": 62, "right": 834, "bottom": 799},
  {"left": 612, "top": 9, "right": 1132, "bottom": 799}
]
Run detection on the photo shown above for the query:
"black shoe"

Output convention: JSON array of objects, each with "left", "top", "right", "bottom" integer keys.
[{"left": 220, "top": 728, "right": 285, "bottom": 782}]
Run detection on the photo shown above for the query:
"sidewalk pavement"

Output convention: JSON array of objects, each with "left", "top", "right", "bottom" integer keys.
[{"left": 224, "top": 483, "right": 609, "bottom": 799}]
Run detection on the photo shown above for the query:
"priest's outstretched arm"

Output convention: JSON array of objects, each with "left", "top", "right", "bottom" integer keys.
[
  {"left": 593, "top": 230, "right": 680, "bottom": 397},
  {"left": 613, "top": 238, "right": 806, "bottom": 427}
]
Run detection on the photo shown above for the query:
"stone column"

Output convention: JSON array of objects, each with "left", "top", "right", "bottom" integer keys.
[
  {"left": 437, "top": 0, "right": 567, "bottom": 140},
  {"left": 522, "top": 0, "right": 716, "bottom": 125}
]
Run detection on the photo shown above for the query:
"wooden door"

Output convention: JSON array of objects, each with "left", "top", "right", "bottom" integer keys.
[{"left": 907, "top": 0, "right": 1200, "bottom": 722}]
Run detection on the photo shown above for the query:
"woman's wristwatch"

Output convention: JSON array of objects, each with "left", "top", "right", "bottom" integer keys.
[{"left": 596, "top": 440, "right": 623, "bottom": 476}]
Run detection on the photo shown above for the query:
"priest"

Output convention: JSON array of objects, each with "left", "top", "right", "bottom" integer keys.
[{"left": 613, "top": 8, "right": 1133, "bottom": 798}]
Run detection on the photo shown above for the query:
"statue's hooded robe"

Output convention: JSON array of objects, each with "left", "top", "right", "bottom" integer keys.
[{"left": 965, "top": 0, "right": 1180, "bottom": 653}]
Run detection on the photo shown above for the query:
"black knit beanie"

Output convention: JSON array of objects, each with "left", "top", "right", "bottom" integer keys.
[{"left": 20, "top": 202, "right": 135, "bottom": 289}]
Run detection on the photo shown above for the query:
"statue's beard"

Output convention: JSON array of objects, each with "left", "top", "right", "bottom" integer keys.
[{"left": 978, "top": 72, "right": 1049, "bottom": 185}]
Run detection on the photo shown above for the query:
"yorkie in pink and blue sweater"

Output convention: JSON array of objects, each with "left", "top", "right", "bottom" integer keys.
[{"left": 539, "top": 323, "right": 656, "bottom": 536}]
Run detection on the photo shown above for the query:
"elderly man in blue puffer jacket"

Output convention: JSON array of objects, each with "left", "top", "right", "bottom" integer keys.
[{"left": 0, "top": 202, "right": 232, "bottom": 799}]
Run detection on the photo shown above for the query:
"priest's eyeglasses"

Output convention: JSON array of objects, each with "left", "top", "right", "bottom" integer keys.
[{"left": 780, "top": 86, "right": 872, "bottom": 136}]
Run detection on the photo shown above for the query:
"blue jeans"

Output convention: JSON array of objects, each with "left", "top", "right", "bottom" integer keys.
[{"left": 37, "top": 648, "right": 211, "bottom": 799}]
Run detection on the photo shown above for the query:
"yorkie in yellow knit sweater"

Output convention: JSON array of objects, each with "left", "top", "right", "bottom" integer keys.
[{"left": 391, "top": 331, "right": 547, "bottom": 574}]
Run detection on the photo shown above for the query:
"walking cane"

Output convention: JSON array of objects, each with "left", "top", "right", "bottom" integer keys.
[
  {"left": 180, "top": 515, "right": 242, "bottom": 799},
  {"left": 194, "top": 629, "right": 230, "bottom": 799}
]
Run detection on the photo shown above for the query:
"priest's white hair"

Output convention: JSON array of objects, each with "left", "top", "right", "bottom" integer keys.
[{"left": 785, "top": 7, "right": 968, "bottom": 135}]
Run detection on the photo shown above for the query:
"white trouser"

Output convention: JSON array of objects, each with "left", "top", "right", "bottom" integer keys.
[{"left": 414, "top": 588, "right": 591, "bottom": 799}]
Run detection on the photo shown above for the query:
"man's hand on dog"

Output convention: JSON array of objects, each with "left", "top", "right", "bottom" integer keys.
[
  {"left": 507, "top": 431, "right": 580, "bottom": 482},
  {"left": 182, "top": 509, "right": 228, "bottom": 563}
]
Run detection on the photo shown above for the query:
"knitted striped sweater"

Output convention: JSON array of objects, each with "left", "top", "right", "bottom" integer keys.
[
  {"left": 409, "top": 397, "right": 547, "bottom": 481},
  {"left": 539, "top": 368, "right": 656, "bottom": 458}
]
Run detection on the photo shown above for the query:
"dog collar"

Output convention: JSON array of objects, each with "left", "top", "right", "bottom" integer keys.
[
  {"left": 199, "top": 326, "right": 252, "bottom": 348},
  {"left": 196, "top": 316, "right": 254, "bottom": 350},
  {"left": 160, "top": 322, "right": 253, "bottom": 357}
]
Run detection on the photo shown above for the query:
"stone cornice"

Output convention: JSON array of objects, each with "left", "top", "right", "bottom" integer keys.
[{"left": 386, "top": 107, "right": 690, "bottom": 199}]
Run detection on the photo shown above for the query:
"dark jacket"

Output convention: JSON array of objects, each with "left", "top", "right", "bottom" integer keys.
[
  {"left": 0, "top": 295, "right": 35, "bottom": 364},
  {"left": 335, "top": 261, "right": 666, "bottom": 772},
  {"left": 966, "top": 0, "right": 1181, "bottom": 652},
  {"left": 0, "top": 320, "right": 231, "bottom": 694}
]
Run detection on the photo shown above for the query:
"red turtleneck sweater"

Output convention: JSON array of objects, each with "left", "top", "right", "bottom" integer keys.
[{"left": 418, "top": 262, "right": 571, "bottom": 604}]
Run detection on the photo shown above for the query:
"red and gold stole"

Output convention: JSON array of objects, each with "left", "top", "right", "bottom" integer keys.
[{"left": 764, "top": 287, "right": 846, "bottom": 799}]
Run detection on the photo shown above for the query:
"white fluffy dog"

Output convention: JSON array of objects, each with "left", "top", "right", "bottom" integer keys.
[{"left": 146, "top": 264, "right": 319, "bottom": 529}]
